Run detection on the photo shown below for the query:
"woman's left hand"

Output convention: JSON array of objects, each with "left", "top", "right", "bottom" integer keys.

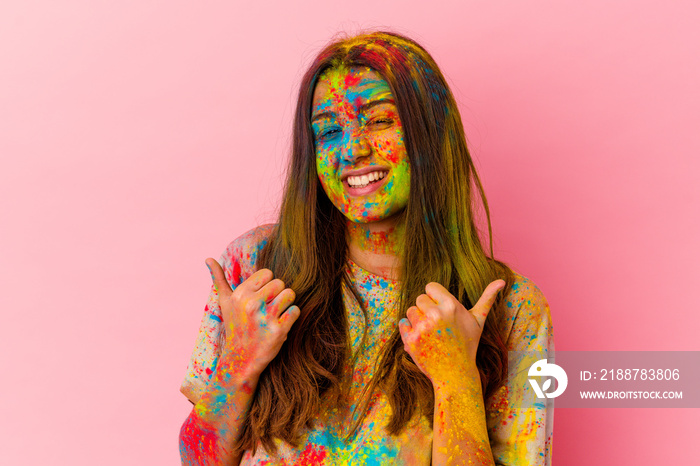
[{"left": 399, "top": 280, "right": 506, "bottom": 386}]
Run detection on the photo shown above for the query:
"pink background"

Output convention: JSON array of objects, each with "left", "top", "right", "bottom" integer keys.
[{"left": 1, "top": 1, "right": 698, "bottom": 464}]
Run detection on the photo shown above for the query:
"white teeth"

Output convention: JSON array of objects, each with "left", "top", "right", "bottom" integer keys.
[{"left": 346, "top": 171, "right": 388, "bottom": 188}]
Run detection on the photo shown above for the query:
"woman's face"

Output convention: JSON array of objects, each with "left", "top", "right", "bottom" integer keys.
[{"left": 312, "top": 66, "right": 410, "bottom": 223}]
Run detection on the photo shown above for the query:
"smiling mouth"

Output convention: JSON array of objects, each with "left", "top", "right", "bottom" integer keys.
[{"left": 345, "top": 170, "right": 388, "bottom": 188}]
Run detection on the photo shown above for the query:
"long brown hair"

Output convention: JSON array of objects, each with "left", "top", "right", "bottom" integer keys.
[{"left": 235, "top": 31, "right": 514, "bottom": 455}]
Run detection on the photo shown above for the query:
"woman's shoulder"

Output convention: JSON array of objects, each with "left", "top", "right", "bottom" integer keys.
[
  {"left": 219, "top": 224, "right": 276, "bottom": 286},
  {"left": 501, "top": 270, "right": 554, "bottom": 352},
  {"left": 504, "top": 271, "right": 549, "bottom": 313}
]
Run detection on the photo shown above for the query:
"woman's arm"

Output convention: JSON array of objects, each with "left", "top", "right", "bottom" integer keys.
[
  {"left": 431, "top": 367, "right": 494, "bottom": 466},
  {"left": 486, "top": 276, "right": 554, "bottom": 465},
  {"left": 179, "top": 259, "right": 300, "bottom": 465},
  {"left": 399, "top": 280, "right": 505, "bottom": 466},
  {"left": 179, "top": 350, "right": 261, "bottom": 465}
]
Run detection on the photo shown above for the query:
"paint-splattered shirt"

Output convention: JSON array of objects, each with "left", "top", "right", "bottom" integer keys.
[{"left": 181, "top": 225, "right": 554, "bottom": 465}]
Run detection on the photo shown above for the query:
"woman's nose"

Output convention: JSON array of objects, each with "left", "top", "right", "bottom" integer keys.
[{"left": 342, "top": 129, "right": 371, "bottom": 163}]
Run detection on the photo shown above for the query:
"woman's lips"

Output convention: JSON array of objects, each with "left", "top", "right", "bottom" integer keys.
[{"left": 343, "top": 173, "right": 388, "bottom": 197}]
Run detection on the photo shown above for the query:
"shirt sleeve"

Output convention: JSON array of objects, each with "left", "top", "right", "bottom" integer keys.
[
  {"left": 486, "top": 274, "right": 555, "bottom": 466},
  {"left": 179, "top": 224, "right": 275, "bottom": 404}
]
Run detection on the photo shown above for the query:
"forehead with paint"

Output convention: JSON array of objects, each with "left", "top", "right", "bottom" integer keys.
[
  {"left": 311, "top": 65, "right": 411, "bottom": 223},
  {"left": 312, "top": 66, "right": 394, "bottom": 124}
]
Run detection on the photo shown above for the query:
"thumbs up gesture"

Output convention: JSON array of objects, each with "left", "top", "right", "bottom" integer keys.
[
  {"left": 205, "top": 258, "right": 301, "bottom": 378},
  {"left": 398, "top": 280, "right": 505, "bottom": 386}
]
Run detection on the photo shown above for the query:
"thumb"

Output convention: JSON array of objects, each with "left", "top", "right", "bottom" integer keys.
[
  {"left": 205, "top": 258, "right": 233, "bottom": 298},
  {"left": 470, "top": 279, "right": 506, "bottom": 328}
]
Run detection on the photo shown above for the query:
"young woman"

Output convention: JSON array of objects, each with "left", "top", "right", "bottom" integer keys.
[{"left": 179, "top": 31, "right": 554, "bottom": 465}]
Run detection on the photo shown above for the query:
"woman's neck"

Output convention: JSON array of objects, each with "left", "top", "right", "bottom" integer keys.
[{"left": 346, "top": 214, "right": 405, "bottom": 281}]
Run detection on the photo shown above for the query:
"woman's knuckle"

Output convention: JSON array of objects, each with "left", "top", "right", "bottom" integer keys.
[
  {"left": 231, "top": 287, "right": 244, "bottom": 302},
  {"left": 271, "top": 278, "right": 284, "bottom": 289},
  {"left": 245, "top": 299, "right": 260, "bottom": 314}
]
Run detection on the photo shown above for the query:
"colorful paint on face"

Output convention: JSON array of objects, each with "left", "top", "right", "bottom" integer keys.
[{"left": 312, "top": 66, "right": 411, "bottom": 223}]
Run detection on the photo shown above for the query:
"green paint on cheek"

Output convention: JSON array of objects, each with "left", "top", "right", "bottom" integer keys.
[
  {"left": 388, "top": 162, "right": 410, "bottom": 205},
  {"left": 317, "top": 155, "right": 348, "bottom": 214}
]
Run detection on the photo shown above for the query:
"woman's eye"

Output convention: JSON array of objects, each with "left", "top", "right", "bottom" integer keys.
[
  {"left": 318, "top": 127, "right": 341, "bottom": 140},
  {"left": 368, "top": 118, "right": 394, "bottom": 128}
]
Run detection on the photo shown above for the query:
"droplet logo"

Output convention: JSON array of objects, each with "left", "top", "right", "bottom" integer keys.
[{"left": 528, "top": 359, "right": 568, "bottom": 398}]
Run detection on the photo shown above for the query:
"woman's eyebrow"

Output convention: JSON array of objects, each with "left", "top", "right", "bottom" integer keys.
[
  {"left": 359, "top": 98, "right": 396, "bottom": 114},
  {"left": 311, "top": 111, "right": 335, "bottom": 123},
  {"left": 311, "top": 98, "right": 396, "bottom": 123}
]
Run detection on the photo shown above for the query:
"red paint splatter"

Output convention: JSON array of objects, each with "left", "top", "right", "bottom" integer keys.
[
  {"left": 231, "top": 260, "right": 242, "bottom": 286},
  {"left": 241, "top": 382, "right": 253, "bottom": 395},
  {"left": 297, "top": 443, "right": 328, "bottom": 465},
  {"left": 344, "top": 73, "right": 361, "bottom": 88},
  {"left": 179, "top": 413, "right": 220, "bottom": 462}
]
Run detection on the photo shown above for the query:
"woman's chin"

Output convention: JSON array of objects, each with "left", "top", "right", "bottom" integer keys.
[{"left": 343, "top": 207, "right": 407, "bottom": 225}]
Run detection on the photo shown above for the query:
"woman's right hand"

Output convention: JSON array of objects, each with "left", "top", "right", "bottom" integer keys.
[{"left": 205, "top": 258, "right": 301, "bottom": 378}]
